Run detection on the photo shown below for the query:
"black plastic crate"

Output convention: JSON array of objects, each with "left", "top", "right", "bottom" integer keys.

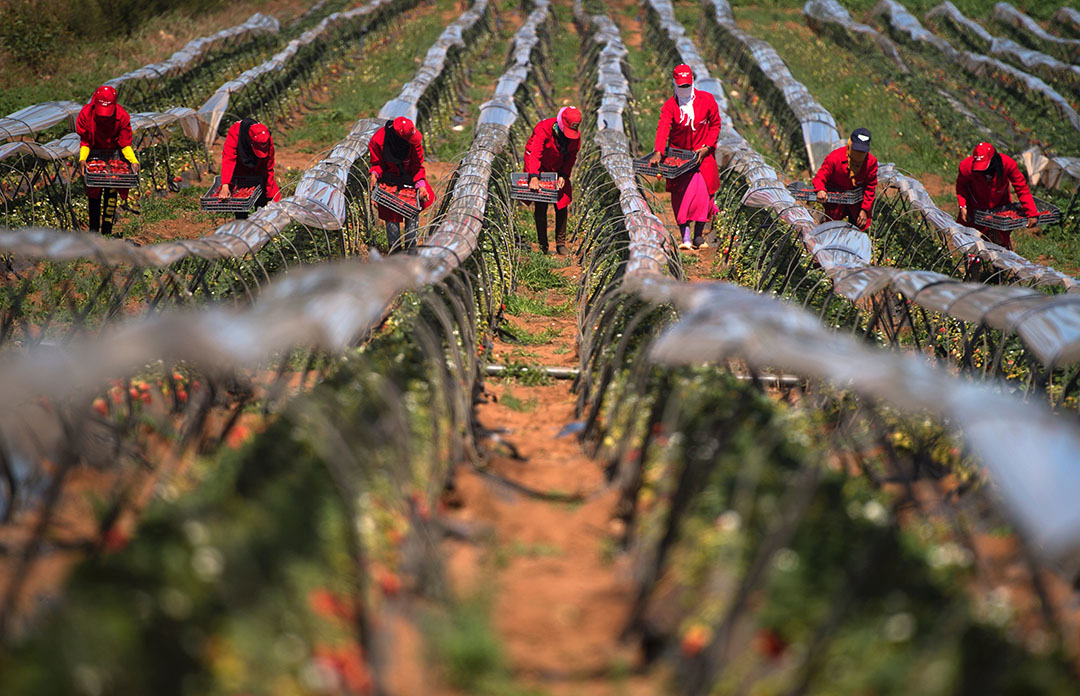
[
  {"left": 787, "top": 181, "right": 863, "bottom": 205},
  {"left": 633, "top": 147, "right": 698, "bottom": 179},
  {"left": 510, "top": 172, "right": 560, "bottom": 203},
  {"left": 973, "top": 196, "right": 1060, "bottom": 231},
  {"left": 373, "top": 183, "right": 421, "bottom": 218},
  {"left": 201, "top": 176, "right": 264, "bottom": 213},
  {"left": 84, "top": 149, "right": 139, "bottom": 189}
]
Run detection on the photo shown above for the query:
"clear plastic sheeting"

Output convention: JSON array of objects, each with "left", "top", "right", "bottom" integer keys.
[
  {"left": 378, "top": 0, "right": 491, "bottom": 122},
  {"left": 706, "top": 0, "right": 842, "bottom": 170},
  {"left": 877, "top": 162, "right": 1079, "bottom": 290},
  {"left": 0, "top": 14, "right": 279, "bottom": 145},
  {"left": 0, "top": 102, "right": 82, "bottom": 142},
  {"left": 105, "top": 14, "right": 280, "bottom": 92},
  {"left": 0, "top": 134, "right": 80, "bottom": 163},
  {"left": 642, "top": 0, "right": 730, "bottom": 114},
  {"left": 611, "top": 4, "right": 1080, "bottom": 570},
  {"left": 576, "top": 2, "right": 670, "bottom": 278},
  {"left": 1056, "top": 7, "right": 1080, "bottom": 35},
  {"left": 1021, "top": 147, "right": 1080, "bottom": 190},
  {"left": 0, "top": 107, "right": 208, "bottom": 164},
  {"left": 992, "top": 3, "right": 1080, "bottom": 57},
  {"left": 803, "top": 0, "right": 908, "bottom": 72},
  {"left": 0, "top": 0, "right": 493, "bottom": 263},
  {"left": 870, "top": 0, "right": 1080, "bottom": 135},
  {"left": 926, "top": 3, "right": 1080, "bottom": 94},
  {"left": 198, "top": 0, "right": 402, "bottom": 146},
  {"left": 0, "top": 1, "right": 553, "bottom": 462},
  {"left": 638, "top": 276, "right": 1080, "bottom": 571},
  {"left": 646, "top": 0, "right": 872, "bottom": 276},
  {"left": 646, "top": 0, "right": 1080, "bottom": 367}
]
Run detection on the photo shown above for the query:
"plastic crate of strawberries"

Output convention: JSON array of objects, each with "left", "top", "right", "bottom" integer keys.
[
  {"left": 200, "top": 176, "right": 264, "bottom": 212},
  {"left": 372, "top": 182, "right": 422, "bottom": 217},
  {"left": 84, "top": 151, "right": 139, "bottom": 189},
  {"left": 510, "top": 172, "right": 559, "bottom": 203},
  {"left": 786, "top": 181, "right": 863, "bottom": 205},
  {"left": 633, "top": 147, "right": 698, "bottom": 179},
  {"left": 973, "top": 197, "right": 1060, "bottom": 231}
]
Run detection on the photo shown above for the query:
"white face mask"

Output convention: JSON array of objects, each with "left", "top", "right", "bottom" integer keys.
[{"left": 674, "top": 82, "right": 693, "bottom": 102}]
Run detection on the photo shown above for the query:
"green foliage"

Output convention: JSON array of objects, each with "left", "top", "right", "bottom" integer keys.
[
  {"left": 424, "top": 595, "right": 547, "bottom": 695},
  {"left": 498, "top": 360, "right": 552, "bottom": 385},
  {"left": 0, "top": 0, "right": 224, "bottom": 71},
  {"left": 285, "top": 0, "right": 460, "bottom": 149},
  {"left": 501, "top": 322, "right": 560, "bottom": 346},
  {"left": 726, "top": 0, "right": 1075, "bottom": 22},
  {"left": 515, "top": 250, "right": 573, "bottom": 292},
  {"left": 504, "top": 292, "right": 572, "bottom": 317},
  {"left": 499, "top": 387, "right": 538, "bottom": 412}
]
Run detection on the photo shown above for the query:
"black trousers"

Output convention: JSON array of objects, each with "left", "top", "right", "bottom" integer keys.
[{"left": 533, "top": 203, "right": 567, "bottom": 250}]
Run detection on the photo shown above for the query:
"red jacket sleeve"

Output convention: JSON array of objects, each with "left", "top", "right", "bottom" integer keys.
[
  {"left": 702, "top": 95, "right": 720, "bottom": 151},
  {"left": 955, "top": 158, "right": 972, "bottom": 210},
  {"left": 861, "top": 156, "right": 878, "bottom": 212},
  {"left": 265, "top": 141, "right": 280, "bottom": 202},
  {"left": 524, "top": 121, "right": 546, "bottom": 175},
  {"left": 411, "top": 138, "right": 426, "bottom": 184},
  {"left": 1005, "top": 156, "right": 1038, "bottom": 216},
  {"left": 76, "top": 106, "right": 92, "bottom": 148},
  {"left": 368, "top": 129, "right": 384, "bottom": 180},
  {"left": 220, "top": 123, "right": 239, "bottom": 185},
  {"left": 812, "top": 151, "right": 834, "bottom": 192},
  {"left": 654, "top": 99, "right": 675, "bottom": 154},
  {"left": 115, "top": 108, "right": 133, "bottom": 149}
]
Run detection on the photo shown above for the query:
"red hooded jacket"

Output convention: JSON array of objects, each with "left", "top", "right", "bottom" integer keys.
[
  {"left": 221, "top": 121, "right": 281, "bottom": 202},
  {"left": 653, "top": 89, "right": 721, "bottom": 195},
  {"left": 524, "top": 117, "right": 580, "bottom": 210},
  {"left": 368, "top": 122, "right": 434, "bottom": 223},
  {"left": 955, "top": 153, "right": 1037, "bottom": 216},
  {"left": 812, "top": 146, "right": 878, "bottom": 211},
  {"left": 812, "top": 146, "right": 878, "bottom": 230},
  {"left": 76, "top": 102, "right": 133, "bottom": 152},
  {"left": 369, "top": 123, "right": 427, "bottom": 186}
]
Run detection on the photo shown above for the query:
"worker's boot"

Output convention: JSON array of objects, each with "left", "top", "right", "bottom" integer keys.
[
  {"left": 554, "top": 207, "right": 569, "bottom": 256},
  {"left": 88, "top": 196, "right": 101, "bottom": 233}
]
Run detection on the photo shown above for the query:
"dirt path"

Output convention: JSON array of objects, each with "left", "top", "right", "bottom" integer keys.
[
  {"left": 440, "top": 246, "right": 663, "bottom": 693},
  {"left": 429, "top": 8, "right": 666, "bottom": 690}
]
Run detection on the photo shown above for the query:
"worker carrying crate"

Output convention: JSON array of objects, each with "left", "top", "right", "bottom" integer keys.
[
  {"left": 811, "top": 127, "right": 878, "bottom": 232},
  {"left": 650, "top": 64, "right": 722, "bottom": 251},
  {"left": 955, "top": 142, "right": 1048, "bottom": 251},
  {"left": 522, "top": 106, "right": 582, "bottom": 256},
  {"left": 216, "top": 120, "right": 281, "bottom": 220},
  {"left": 367, "top": 117, "right": 435, "bottom": 254},
  {"left": 74, "top": 85, "right": 140, "bottom": 237}
]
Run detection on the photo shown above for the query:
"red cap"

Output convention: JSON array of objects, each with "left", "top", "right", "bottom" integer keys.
[
  {"left": 672, "top": 64, "right": 693, "bottom": 85},
  {"left": 393, "top": 116, "right": 422, "bottom": 146},
  {"left": 557, "top": 106, "right": 582, "bottom": 139},
  {"left": 972, "top": 142, "right": 996, "bottom": 172},
  {"left": 248, "top": 123, "right": 271, "bottom": 157},
  {"left": 93, "top": 85, "right": 117, "bottom": 116}
]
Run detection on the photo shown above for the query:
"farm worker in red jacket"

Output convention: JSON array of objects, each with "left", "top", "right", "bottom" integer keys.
[
  {"left": 649, "top": 64, "right": 721, "bottom": 250},
  {"left": 523, "top": 106, "right": 582, "bottom": 255},
  {"left": 75, "top": 85, "right": 139, "bottom": 237},
  {"left": 955, "top": 142, "right": 1039, "bottom": 250},
  {"left": 811, "top": 127, "right": 877, "bottom": 232},
  {"left": 218, "top": 119, "right": 281, "bottom": 220},
  {"left": 368, "top": 117, "right": 435, "bottom": 254}
]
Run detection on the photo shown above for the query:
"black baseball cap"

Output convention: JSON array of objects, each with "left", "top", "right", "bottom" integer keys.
[{"left": 849, "top": 128, "right": 871, "bottom": 152}]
